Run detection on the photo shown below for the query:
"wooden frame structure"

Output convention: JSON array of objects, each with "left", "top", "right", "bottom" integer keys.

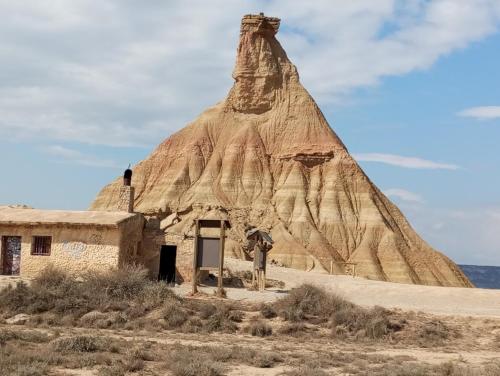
[{"left": 191, "top": 219, "right": 231, "bottom": 296}]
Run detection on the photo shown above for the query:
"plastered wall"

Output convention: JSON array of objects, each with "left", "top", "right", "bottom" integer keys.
[
  {"left": 0, "top": 224, "right": 121, "bottom": 278},
  {"left": 118, "top": 215, "right": 145, "bottom": 266}
]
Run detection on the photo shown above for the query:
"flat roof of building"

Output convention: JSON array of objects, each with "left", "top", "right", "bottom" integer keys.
[{"left": 0, "top": 206, "right": 139, "bottom": 227}]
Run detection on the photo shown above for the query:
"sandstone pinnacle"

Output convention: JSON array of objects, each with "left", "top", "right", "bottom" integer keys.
[{"left": 91, "top": 14, "right": 472, "bottom": 287}]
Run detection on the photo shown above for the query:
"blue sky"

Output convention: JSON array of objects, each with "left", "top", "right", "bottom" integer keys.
[{"left": 1, "top": 1, "right": 499, "bottom": 266}]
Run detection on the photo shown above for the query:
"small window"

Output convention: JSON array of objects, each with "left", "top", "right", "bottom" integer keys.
[{"left": 32, "top": 236, "right": 52, "bottom": 256}]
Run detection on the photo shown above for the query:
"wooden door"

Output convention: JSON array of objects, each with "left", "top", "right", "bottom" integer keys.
[{"left": 2, "top": 236, "right": 21, "bottom": 275}]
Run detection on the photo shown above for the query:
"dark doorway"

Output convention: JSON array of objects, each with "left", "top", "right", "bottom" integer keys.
[
  {"left": 158, "top": 245, "right": 177, "bottom": 285},
  {"left": 2, "top": 236, "right": 21, "bottom": 275}
]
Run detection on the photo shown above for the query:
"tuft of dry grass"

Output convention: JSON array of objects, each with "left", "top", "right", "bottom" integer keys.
[
  {"left": 280, "top": 365, "right": 329, "bottom": 376},
  {"left": 278, "top": 322, "right": 306, "bottom": 336},
  {"left": 163, "top": 302, "right": 189, "bottom": 328},
  {"left": 203, "top": 304, "right": 239, "bottom": 333},
  {"left": 272, "top": 284, "right": 403, "bottom": 340},
  {"left": 260, "top": 303, "right": 277, "bottom": 319},
  {"left": 52, "top": 335, "right": 106, "bottom": 353},
  {"left": 163, "top": 347, "right": 225, "bottom": 376},
  {"left": 0, "top": 329, "right": 50, "bottom": 346},
  {"left": 0, "top": 265, "right": 179, "bottom": 329},
  {"left": 246, "top": 320, "right": 273, "bottom": 337}
]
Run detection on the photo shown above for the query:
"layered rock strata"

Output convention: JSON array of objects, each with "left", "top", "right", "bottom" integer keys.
[{"left": 92, "top": 14, "right": 472, "bottom": 287}]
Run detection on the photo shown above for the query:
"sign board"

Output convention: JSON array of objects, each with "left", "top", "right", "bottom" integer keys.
[
  {"left": 196, "top": 237, "right": 220, "bottom": 269},
  {"left": 192, "top": 218, "right": 230, "bottom": 296}
]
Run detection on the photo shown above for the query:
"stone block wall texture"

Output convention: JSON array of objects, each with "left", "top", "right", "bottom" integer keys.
[
  {"left": 0, "top": 224, "right": 120, "bottom": 278},
  {"left": 116, "top": 186, "right": 135, "bottom": 213},
  {"left": 118, "top": 214, "right": 145, "bottom": 266},
  {"left": 0, "top": 217, "right": 144, "bottom": 278}
]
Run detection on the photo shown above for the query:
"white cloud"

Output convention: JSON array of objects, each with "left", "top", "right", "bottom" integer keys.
[
  {"left": 458, "top": 106, "right": 500, "bottom": 119},
  {"left": 353, "top": 153, "right": 459, "bottom": 170},
  {"left": 384, "top": 188, "right": 424, "bottom": 203},
  {"left": 44, "top": 145, "right": 119, "bottom": 168},
  {"left": 0, "top": 1, "right": 499, "bottom": 146},
  {"left": 404, "top": 205, "right": 500, "bottom": 266}
]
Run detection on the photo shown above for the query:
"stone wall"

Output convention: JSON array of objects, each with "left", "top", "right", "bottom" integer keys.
[
  {"left": 136, "top": 216, "right": 229, "bottom": 282},
  {"left": 0, "top": 224, "right": 121, "bottom": 278},
  {"left": 137, "top": 217, "right": 195, "bottom": 282},
  {"left": 118, "top": 215, "right": 145, "bottom": 266}
]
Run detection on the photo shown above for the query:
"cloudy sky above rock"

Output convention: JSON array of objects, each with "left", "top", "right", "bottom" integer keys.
[{"left": 1, "top": 0, "right": 499, "bottom": 265}]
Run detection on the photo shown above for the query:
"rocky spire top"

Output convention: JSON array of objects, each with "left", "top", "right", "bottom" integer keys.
[
  {"left": 229, "top": 13, "right": 291, "bottom": 114},
  {"left": 240, "top": 13, "right": 280, "bottom": 35}
]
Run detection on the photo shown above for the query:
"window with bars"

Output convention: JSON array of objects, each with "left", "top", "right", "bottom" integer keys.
[{"left": 31, "top": 236, "right": 52, "bottom": 256}]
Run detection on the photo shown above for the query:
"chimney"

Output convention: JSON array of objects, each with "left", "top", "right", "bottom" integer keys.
[{"left": 117, "top": 167, "right": 135, "bottom": 213}]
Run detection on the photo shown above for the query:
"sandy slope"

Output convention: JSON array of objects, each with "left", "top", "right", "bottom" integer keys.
[{"left": 177, "top": 258, "right": 500, "bottom": 317}]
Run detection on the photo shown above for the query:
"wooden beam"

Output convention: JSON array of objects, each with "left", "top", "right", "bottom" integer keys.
[
  {"left": 192, "top": 219, "right": 200, "bottom": 294},
  {"left": 217, "top": 219, "right": 225, "bottom": 296}
]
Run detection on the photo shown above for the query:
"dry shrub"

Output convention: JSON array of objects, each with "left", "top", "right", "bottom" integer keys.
[
  {"left": 126, "top": 346, "right": 155, "bottom": 362},
  {"left": 163, "top": 303, "right": 188, "bottom": 328},
  {"left": 204, "top": 304, "right": 238, "bottom": 333},
  {"left": 0, "top": 329, "right": 50, "bottom": 346},
  {"left": 374, "top": 360, "right": 500, "bottom": 376},
  {"left": 228, "top": 310, "right": 244, "bottom": 322},
  {"left": 260, "top": 303, "right": 277, "bottom": 319},
  {"left": 251, "top": 352, "right": 282, "bottom": 368},
  {"left": 52, "top": 335, "right": 105, "bottom": 353},
  {"left": 0, "top": 347, "right": 54, "bottom": 376},
  {"left": 124, "top": 358, "right": 144, "bottom": 372},
  {"left": 98, "top": 365, "right": 126, "bottom": 376},
  {"left": 181, "top": 317, "right": 204, "bottom": 333},
  {"left": 0, "top": 334, "right": 124, "bottom": 376},
  {"left": 0, "top": 357, "right": 49, "bottom": 376},
  {"left": 273, "top": 284, "right": 349, "bottom": 321},
  {"left": 332, "top": 305, "right": 400, "bottom": 340},
  {"left": 164, "top": 347, "right": 224, "bottom": 376},
  {"left": 198, "top": 303, "right": 217, "bottom": 319},
  {"left": 188, "top": 344, "right": 282, "bottom": 369},
  {"left": 280, "top": 365, "right": 329, "bottom": 376},
  {"left": 0, "top": 265, "right": 178, "bottom": 328},
  {"left": 272, "top": 284, "right": 402, "bottom": 340},
  {"left": 278, "top": 322, "right": 306, "bottom": 336},
  {"left": 246, "top": 320, "right": 273, "bottom": 337},
  {"left": 416, "top": 321, "right": 451, "bottom": 346}
]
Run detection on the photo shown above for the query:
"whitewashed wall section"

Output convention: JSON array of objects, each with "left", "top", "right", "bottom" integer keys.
[{"left": 62, "top": 233, "right": 106, "bottom": 258}]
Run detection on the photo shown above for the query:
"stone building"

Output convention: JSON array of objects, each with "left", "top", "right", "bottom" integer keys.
[
  {"left": 0, "top": 170, "right": 212, "bottom": 283},
  {"left": 0, "top": 206, "right": 144, "bottom": 278}
]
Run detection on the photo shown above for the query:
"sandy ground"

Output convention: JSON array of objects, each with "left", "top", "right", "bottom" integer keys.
[
  {"left": 2, "top": 262, "right": 500, "bottom": 375},
  {"left": 3, "top": 258, "right": 500, "bottom": 317},
  {"left": 175, "top": 258, "right": 500, "bottom": 317}
]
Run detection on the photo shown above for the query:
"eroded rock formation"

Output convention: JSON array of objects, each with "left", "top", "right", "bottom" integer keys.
[{"left": 91, "top": 14, "right": 472, "bottom": 287}]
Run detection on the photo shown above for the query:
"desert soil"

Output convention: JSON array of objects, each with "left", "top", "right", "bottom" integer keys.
[
  {"left": 177, "top": 258, "right": 500, "bottom": 317},
  {"left": 2, "top": 261, "right": 500, "bottom": 375}
]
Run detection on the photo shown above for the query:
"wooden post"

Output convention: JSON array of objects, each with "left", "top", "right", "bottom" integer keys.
[
  {"left": 330, "top": 260, "right": 333, "bottom": 275},
  {"left": 262, "top": 269, "right": 266, "bottom": 291},
  {"left": 352, "top": 263, "right": 356, "bottom": 278},
  {"left": 192, "top": 220, "right": 200, "bottom": 294},
  {"left": 217, "top": 220, "right": 225, "bottom": 297}
]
